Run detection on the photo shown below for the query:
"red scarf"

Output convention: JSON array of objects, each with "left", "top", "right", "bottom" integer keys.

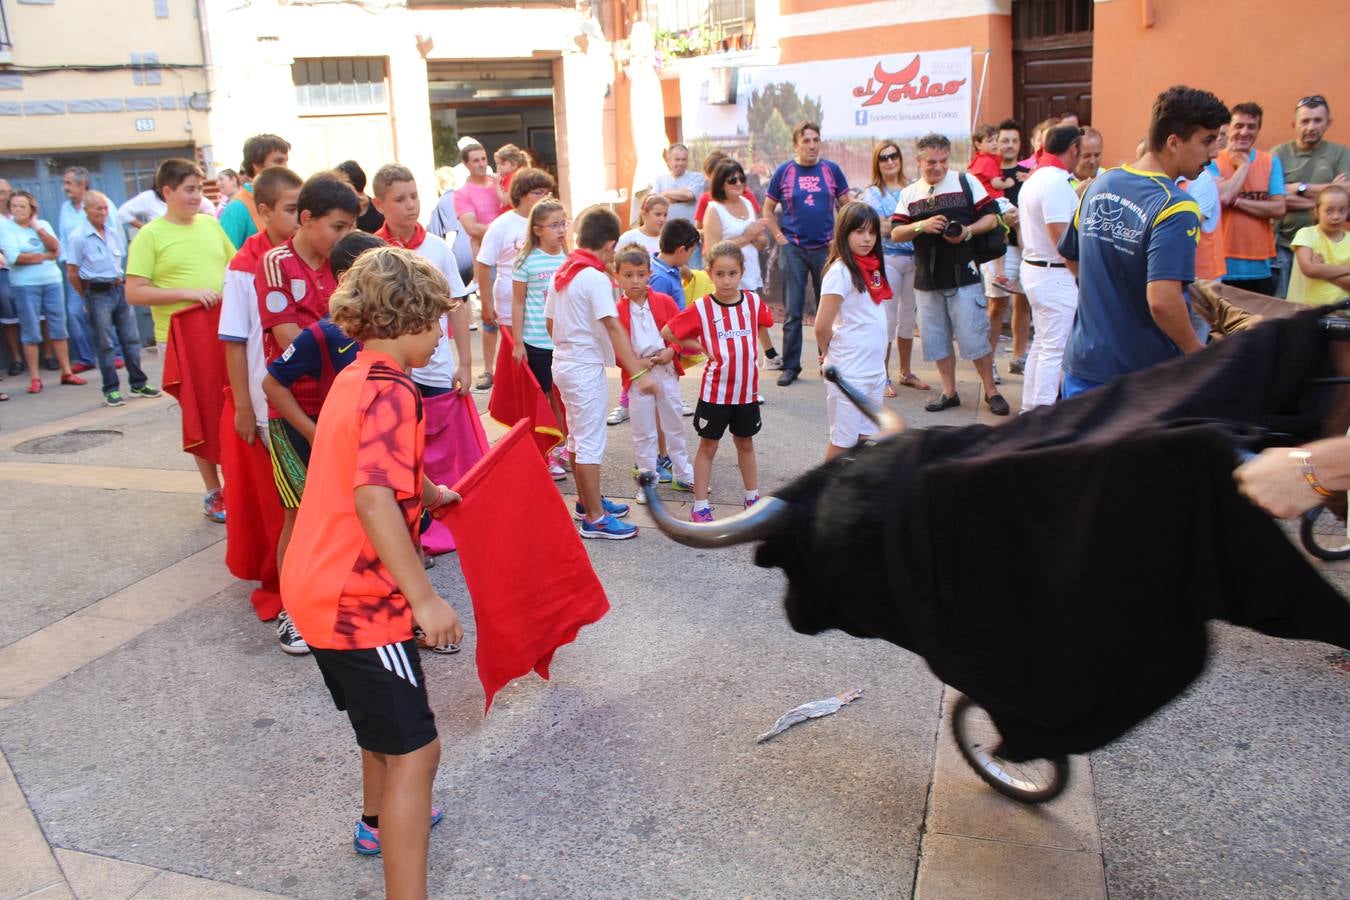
[
  {"left": 1037, "top": 152, "right": 1072, "bottom": 173},
  {"left": 374, "top": 222, "right": 427, "bottom": 250},
  {"left": 553, "top": 248, "right": 608, "bottom": 292},
  {"left": 853, "top": 253, "right": 892, "bottom": 304}
]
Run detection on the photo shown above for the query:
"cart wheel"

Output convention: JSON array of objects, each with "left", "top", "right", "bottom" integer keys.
[
  {"left": 951, "top": 694, "right": 1069, "bottom": 805},
  {"left": 1300, "top": 506, "right": 1350, "bottom": 561}
]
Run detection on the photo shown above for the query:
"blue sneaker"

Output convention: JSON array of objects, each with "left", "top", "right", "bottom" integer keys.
[
  {"left": 573, "top": 497, "right": 629, "bottom": 520},
  {"left": 203, "top": 489, "right": 226, "bottom": 524},
  {"left": 354, "top": 807, "right": 444, "bottom": 856},
  {"left": 632, "top": 464, "right": 673, "bottom": 484},
  {"left": 579, "top": 513, "right": 638, "bottom": 540}
]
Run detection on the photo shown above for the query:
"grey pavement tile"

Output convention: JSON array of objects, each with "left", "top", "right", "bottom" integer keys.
[
  {"left": 0, "top": 614, "right": 148, "bottom": 701},
  {"left": 928, "top": 690, "right": 1100, "bottom": 853},
  {"left": 0, "top": 751, "right": 65, "bottom": 899},
  {"left": 1092, "top": 623, "right": 1350, "bottom": 898},
  {"left": 915, "top": 832, "right": 1105, "bottom": 900},
  {"left": 0, "top": 482, "right": 221, "bottom": 648},
  {"left": 53, "top": 849, "right": 157, "bottom": 900},
  {"left": 0, "top": 544, "right": 941, "bottom": 898},
  {"left": 131, "top": 871, "right": 288, "bottom": 899},
  {"left": 82, "top": 542, "right": 231, "bottom": 628},
  {"left": 12, "top": 884, "right": 75, "bottom": 900}
]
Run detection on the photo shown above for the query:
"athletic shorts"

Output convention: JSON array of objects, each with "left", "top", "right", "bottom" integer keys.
[
  {"left": 310, "top": 639, "right": 437, "bottom": 756},
  {"left": 694, "top": 399, "right": 762, "bottom": 440},
  {"left": 553, "top": 359, "right": 607, "bottom": 465},
  {"left": 267, "top": 416, "right": 312, "bottom": 509},
  {"left": 524, "top": 342, "right": 553, "bottom": 393},
  {"left": 916, "top": 283, "right": 991, "bottom": 362},
  {"left": 826, "top": 373, "right": 886, "bottom": 447}
]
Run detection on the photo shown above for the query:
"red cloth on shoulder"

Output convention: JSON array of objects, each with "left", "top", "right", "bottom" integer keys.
[
  {"left": 218, "top": 387, "right": 284, "bottom": 621},
  {"left": 486, "top": 328, "right": 567, "bottom": 459},
  {"left": 163, "top": 303, "right": 226, "bottom": 465},
  {"left": 437, "top": 421, "right": 609, "bottom": 712}
]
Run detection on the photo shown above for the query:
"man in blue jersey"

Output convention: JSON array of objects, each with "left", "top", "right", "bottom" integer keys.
[{"left": 1060, "top": 86, "right": 1231, "bottom": 398}]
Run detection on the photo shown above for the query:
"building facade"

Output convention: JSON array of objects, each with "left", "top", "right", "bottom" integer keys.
[{"left": 0, "top": 0, "right": 213, "bottom": 216}]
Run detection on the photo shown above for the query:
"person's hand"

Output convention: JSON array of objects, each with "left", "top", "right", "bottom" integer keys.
[
  {"left": 1003, "top": 207, "right": 1019, "bottom": 228},
  {"left": 1333, "top": 174, "right": 1348, "bottom": 186},
  {"left": 652, "top": 347, "right": 676, "bottom": 366},
  {"left": 921, "top": 215, "right": 948, "bottom": 236},
  {"left": 774, "top": 230, "right": 788, "bottom": 246},
  {"left": 480, "top": 305, "right": 497, "bottom": 327},
  {"left": 454, "top": 364, "right": 471, "bottom": 395},
  {"left": 634, "top": 371, "right": 658, "bottom": 396},
  {"left": 411, "top": 596, "right": 464, "bottom": 649},
  {"left": 1016, "top": 170, "right": 1030, "bottom": 183},
  {"left": 233, "top": 405, "right": 256, "bottom": 445},
  {"left": 186, "top": 289, "right": 221, "bottom": 308},
  {"left": 511, "top": 340, "right": 526, "bottom": 364},
  {"left": 1227, "top": 148, "right": 1250, "bottom": 169},
  {"left": 942, "top": 224, "right": 967, "bottom": 245},
  {"left": 1235, "top": 448, "right": 1328, "bottom": 518},
  {"left": 426, "top": 484, "right": 461, "bottom": 511}
]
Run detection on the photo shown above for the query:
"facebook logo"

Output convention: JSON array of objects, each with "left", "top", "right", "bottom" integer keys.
[{"left": 854, "top": 109, "right": 869, "bottom": 126}]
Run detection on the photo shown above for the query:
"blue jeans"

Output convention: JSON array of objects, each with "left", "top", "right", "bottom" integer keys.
[
  {"left": 13, "top": 281, "right": 66, "bottom": 344},
  {"left": 87, "top": 284, "right": 146, "bottom": 392},
  {"left": 63, "top": 269, "right": 97, "bottom": 365},
  {"left": 781, "top": 242, "right": 828, "bottom": 374},
  {"left": 1061, "top": 371, "right": 1104, "bottom": 400},
  {"left": 1273, "top": 245, "right": 1294, "bottom": 299}
]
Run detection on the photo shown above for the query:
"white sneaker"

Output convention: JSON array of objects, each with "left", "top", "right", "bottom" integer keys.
[
  {"left": 634, "top": 489, "right": 647, "bottom": 505},
  {"left": 991, "top": 362, "right": 1003, "bottom": 385},
  {"left": 607, "top": 405, "right": 630, "bottom": 425},
  {"left": 276, "top": 611, "right": 310, "bottom": 656},
  {"left": 765, "top": 355, "right": 784, "bottom": 370},
  {"left": 682, "top": 399, "right": 694, "bottom": 417}
]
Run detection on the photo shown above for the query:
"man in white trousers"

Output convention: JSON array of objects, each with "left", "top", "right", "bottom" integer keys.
[{"left": 1018, "top": 126, "right": 1083, "bottom": 412}]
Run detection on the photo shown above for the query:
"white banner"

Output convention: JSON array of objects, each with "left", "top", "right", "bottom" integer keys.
[{"left": 680, "top": 48, "right": 973, "bottom": 187}]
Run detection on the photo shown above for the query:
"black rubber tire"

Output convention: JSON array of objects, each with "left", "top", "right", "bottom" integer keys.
[
  {"left": 1299, "top": 507, "right": 1350, "bottom": 561},
  {"left": 951, "top": 694, "right": 1070, "bottom": 805}
]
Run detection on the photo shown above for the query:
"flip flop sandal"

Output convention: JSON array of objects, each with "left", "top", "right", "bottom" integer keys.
[
  {"left": 900, "top": 372, "right": 931, "bottom": 391},
  {"left": 883, "top": 379, "right": 898, "bottom": 399}
]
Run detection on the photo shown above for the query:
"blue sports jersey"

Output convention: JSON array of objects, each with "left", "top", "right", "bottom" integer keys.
[
  {"left": 1060, "top": 165, "right": 1200, "bottom": 386},
  {"left": 267, "top": 318, "right": 360, "bottom": 391},
  {"left": 766, "top": 159, "right": 849, "bottom": 249}
]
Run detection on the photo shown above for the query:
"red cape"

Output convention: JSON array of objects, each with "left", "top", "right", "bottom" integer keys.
[
  {"left": 163, "top": 303, "right": 227, "bottom": 465},
  {"left": 218, "top": 387, "right": 284, "bottom": 620},
  {"left": 437, "top": 421, "right": 609, "bottom": 712},
  {"left": 486, "top": 329, "right": 567, "bottom": 459},
  {"left": 420, "top": 390, "right": 489, "bottom": 556}
]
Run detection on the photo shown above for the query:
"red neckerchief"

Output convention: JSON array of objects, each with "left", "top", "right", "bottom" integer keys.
[
  {"left": 1037, "top": 152, "right": 1072, "bottom": 173},
  {"left": 853, "top": 253, "right": 892, "bottom": 304},
  {"left": 553, "top": 248, "right": 607, "bottom": 292},
  {"left": 375, "top": 222, "right": 427, "bottom": 250}
]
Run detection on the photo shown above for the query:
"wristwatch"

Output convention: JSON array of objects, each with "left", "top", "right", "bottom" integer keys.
[
  {"left": 1298, "top": 182, "right": 1309, "bottom": 196},
  {"left": 1289, "top": 450, "right": 1335, "bottom": 498}
]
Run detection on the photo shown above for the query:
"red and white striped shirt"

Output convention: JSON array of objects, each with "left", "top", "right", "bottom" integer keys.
[{"left": 668, "top": 290, "right": 773, "bottom": 405}]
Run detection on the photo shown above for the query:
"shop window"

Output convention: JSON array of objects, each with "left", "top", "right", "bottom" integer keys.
[{"left": 291, "top": 57, "right": 389, "bottom": 115}]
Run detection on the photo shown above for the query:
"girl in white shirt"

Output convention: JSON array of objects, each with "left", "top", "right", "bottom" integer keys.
[
  {"left": 701, "top": 159, "right": 766, "bottom": 290},
  {"left": 814, "top": 202, "right": 893, "bottom": 461},
  {"left": 618, "top": 194, "right": 668, "bottom": 255}
]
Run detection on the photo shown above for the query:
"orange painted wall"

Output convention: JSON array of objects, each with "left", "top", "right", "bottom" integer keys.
[{"left": 1092, "top": 0, "right": 1350, "bottom": 167}]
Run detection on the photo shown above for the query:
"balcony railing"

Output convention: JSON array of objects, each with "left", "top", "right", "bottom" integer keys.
[{"left": 643, "top": 0, "right": 755, "bottom": 58}]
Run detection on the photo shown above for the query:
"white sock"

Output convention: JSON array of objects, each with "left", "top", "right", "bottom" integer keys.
[
  {"left": 745, "top": 489, "right": 759, "bottom": 502},
  {"left": 693, "top": 499, "right": 710, "bottom": 511}
]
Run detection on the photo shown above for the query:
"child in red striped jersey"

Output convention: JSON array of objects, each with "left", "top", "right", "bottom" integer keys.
[{"left": 662, "top": 241, "right": 773, "bottom": 523}]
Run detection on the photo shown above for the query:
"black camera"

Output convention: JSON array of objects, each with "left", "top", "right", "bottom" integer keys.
[{"left": 943, "top": 220, "right": 964, "bottom": 238}]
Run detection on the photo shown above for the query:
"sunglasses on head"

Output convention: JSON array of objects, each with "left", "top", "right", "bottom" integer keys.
[
  {"left": 878, "top": 150, "right": 901, "bottom": 163},
  {"left": 1297, "top": 95, "right": 1328, "bottom": 110},
  {"left": 725, "top": 173, "right": 746, "bottom": 185}
]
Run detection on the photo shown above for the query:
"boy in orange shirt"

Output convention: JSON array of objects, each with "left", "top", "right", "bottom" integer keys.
[{"left": 281, "top": 246, "right": 463, "bottom": 896}]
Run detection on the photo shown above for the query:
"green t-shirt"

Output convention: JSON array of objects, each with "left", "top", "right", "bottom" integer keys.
[
  {"left": 1288, "top": 225, "right": 1350, "bottom": 306},
  {"left": 1273, "top": 139, "right": 1350, "bottom": 247},
  {"left": 126, "top": 214, "right": 236, "bottom": 344}
]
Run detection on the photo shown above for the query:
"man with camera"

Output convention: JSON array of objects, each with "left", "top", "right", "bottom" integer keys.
[{"left": 891, "top": 132, "right": 1009, "bottom": 415}]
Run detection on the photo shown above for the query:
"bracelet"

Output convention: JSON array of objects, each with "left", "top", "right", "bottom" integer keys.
[{"left": 1290, "top": 450, "right": 1336, "bottom": 498}]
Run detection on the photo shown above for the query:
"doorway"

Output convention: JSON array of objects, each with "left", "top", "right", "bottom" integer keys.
[
  {"left": 426, "top": 59, "right": 558, "bottom": 179},
  {"left": 1012, "top": 0, "right": 1094, "bottom": 127}
]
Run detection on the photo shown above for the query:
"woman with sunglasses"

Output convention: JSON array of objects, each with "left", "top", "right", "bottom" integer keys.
[
  {"left": 702, "top": 159, "right": 767, "bottom": 291},
  {"left": 861, "top": 142, "right": 929, "bottom": 395}
]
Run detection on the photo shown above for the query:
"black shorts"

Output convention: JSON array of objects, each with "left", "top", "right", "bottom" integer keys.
[
  {"left": 524, "top": 343, "right": 554, "bottom": 393},
  {"left": 694, "top": 399, "right": 762, "bottom": 440},
  {"left": 310, "top": 639, "right": 437, "bottom": 755},
  {"left": 267, "top": 417, "right": 312, "bottom": 509}
]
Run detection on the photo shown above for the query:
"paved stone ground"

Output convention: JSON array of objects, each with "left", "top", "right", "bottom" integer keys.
[{"left": 0, "top": 329, "right": 1345, "bottom": 899}]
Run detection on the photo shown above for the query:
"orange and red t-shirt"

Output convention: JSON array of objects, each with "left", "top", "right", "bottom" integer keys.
[{"left": 281, "top": 350, "right": 425, "bottom": 650}]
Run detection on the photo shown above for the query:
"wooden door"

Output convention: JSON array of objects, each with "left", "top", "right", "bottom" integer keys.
[{"left": 1012, "top": 0, "right": 1093, "bottom": 126}]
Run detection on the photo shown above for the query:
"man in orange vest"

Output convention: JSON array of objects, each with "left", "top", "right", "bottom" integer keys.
[{"left": 1216, "top": 103, "right": 1287, "bottom": 296}]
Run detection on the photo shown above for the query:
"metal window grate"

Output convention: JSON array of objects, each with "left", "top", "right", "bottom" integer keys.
[{"left": 291, "top": 57, "right": 388, "bottom": 114}]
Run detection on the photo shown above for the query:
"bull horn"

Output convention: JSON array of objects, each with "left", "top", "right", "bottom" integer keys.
[
  {"left": 823, "top": 365, "right": 905, "bottom": 437},
  {"left": 635, "top": 470, "right": 790, "bottom": 548}
]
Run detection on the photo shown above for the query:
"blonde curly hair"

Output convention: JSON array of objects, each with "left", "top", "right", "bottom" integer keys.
[{"left": 329, "top": 246, "right": 451, "bottom": 342}]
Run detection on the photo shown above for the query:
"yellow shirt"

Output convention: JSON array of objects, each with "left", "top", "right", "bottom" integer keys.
[
  {"left": 126, "top": 214, "right": 237, "bottom": 343},
  {"left": 1288, "top": 225, "right": 1350, "bottom": 307},
  {"left": 682, "top": 267, "right": 715, "bottom": 305}
]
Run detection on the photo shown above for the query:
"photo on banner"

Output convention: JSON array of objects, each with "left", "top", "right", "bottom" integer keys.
[{"left": 679, "top": 47, "right": 975, "bottom": 191}]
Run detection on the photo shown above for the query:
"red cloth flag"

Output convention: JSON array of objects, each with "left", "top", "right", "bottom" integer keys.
[
  {"left": 163, "top": 303, "right": 227, "bottom": 465},
  {"left": 486, "top": 328, "right": 566, "bottom": 459},
  {"left": 420, "top": 390, "right": 489, "bottom": 556},
  {"left": 438, "top": 421, "right": 609, "bottom": 712},
  {"left": 218, "top": 387, "right": 284, "bottom": 621}
]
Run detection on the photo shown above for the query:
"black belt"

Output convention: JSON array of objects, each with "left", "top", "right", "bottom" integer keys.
[
  {"left": 1023, "top": 259, "right": 1067, "bottom": 268},
  {"left": 85, "top": 280, "right": 121, "bottom": 292}
]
